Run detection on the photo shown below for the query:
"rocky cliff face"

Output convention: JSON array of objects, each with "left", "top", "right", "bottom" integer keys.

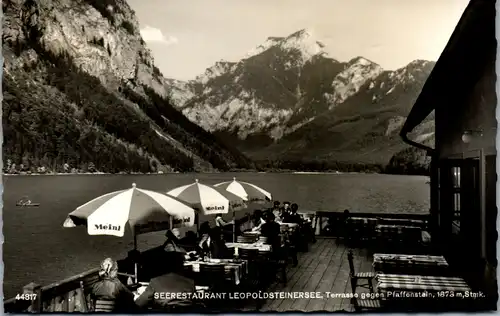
[
  {"left": 161, "top": 29, "right": 436, "bottom": 166},
  {"left": 2, "top": 0, "right": 253, "bottom": 174}
]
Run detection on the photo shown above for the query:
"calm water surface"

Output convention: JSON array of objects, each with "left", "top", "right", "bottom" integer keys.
[{"left": 2, "top": 172, "right": 429, "bottom": 298}]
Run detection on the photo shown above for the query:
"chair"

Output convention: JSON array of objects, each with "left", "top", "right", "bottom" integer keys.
[
  {"left": 238, "top": 248, "right": 261, "bottom": 289},
  {"left": 347, "top": 250, "right": 374, "bottom": 293},
  {"left": 269, "top": 246, "right": 288, "bottom": 285},
  {"left": 94, "top": 299, "right": 115, "bottom": 312},
  {"left": 239, "top": 248, "right": 259, "bottom": 260},
  {"left": 197, "top": 265, "right": 227, "bottom": 310},
  {"left": 198, "top": 264, "right": 227, "bottom": 290},
  {"left": 347, "top": 250, "right": 379, "bottom": 311},
  {"left": 352, "top": 298, "right": 382, "bottom": 311},
  {"left": 237, "top": 235, "right": 256, "bottom": 243}
]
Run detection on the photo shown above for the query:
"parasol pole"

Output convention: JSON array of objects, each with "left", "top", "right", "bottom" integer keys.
[
  {"left": 133, "top": 234, "right": 138, "bottom": 283},
  {"left": 233, "top": 209, "right": 236, "bottom": 242}
]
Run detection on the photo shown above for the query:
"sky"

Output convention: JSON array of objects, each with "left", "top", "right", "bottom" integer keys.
[{"left": 128, "top": 0, "right": 469, "bottom": 81}]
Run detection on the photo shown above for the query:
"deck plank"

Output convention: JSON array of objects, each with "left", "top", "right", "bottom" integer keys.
[
  {"left": 258, "top": 238, "right": 374, "bottom": 313},
  {"left": 287, "top": 240, "right": 333, "bottom": 311},
  {"left": 304, "top": 241, "right": 342, "bottom": 311},
  {"left": 322, "top": 243, "right": 350, "bottom": 311},
  {"left": 261, "top": 239, "right": 325, "bottom": 311},
  {"left": 290, "top": 239, "right": 337, "bottom": 311},
  {"left": 275, "top": 240, "right": 329, "bottom": 311}
]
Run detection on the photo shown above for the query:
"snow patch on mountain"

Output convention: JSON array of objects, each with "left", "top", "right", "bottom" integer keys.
[
  {"left": 385, "top": 116, "right": 406, "bottom": 136},
  {"left": 390, "top": 60, "right": 431, "bottom": 84},
  {"left": 323, "top": 92, "right": 336, "bottom": 107},
  {"left": 285, "top": 117, "right": 315, "bottom": 135},
  {"left": 415, "top": 132, "right": 435, "bottom": 143},
  {"left": 329, "top": 57, "right": 383, "bottom": 109}
]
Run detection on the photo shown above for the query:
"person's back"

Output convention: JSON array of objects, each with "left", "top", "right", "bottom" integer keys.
[
  {"left": 284, "top": 203, "right": 302, "bottom": 224},
  {"left": 135, "top": 254, "right": 196, "bottom": 311},
  {"left": 261, "top": 213, "right": 281, "bottom": 248},
  {"left": 91, "top": 258, "right": 135, "bottom": 312},
  {"left": 209, "top": 227, "right": 231, "bottom": 259},
  {"left": 271, "top": 201, "right": 281, "bottom": 219},
  {"left": 251, "top": 210, "right": 266, "bottom": 231},
  {"left": 163, "top": 229, "right": 186, "bottom": 253}
]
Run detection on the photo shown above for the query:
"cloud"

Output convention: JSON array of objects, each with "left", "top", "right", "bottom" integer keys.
[{"left": 140, "top": 26, "right": 178, "bottom": 45}]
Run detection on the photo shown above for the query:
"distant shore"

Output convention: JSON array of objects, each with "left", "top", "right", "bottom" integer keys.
[
  {"left": 2, "top": 171, "right": 429, "bottom": 177},
  {"left": 2, "top": 171, "right": 176, "bottom": 176}
]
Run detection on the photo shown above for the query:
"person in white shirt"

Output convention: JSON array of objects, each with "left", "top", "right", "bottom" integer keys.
[
  {"left": 215, "top": 213, "right": 234, "bottom": 227},
  {"left": 162, "top": 229, "right": 186, "bottom": 253},
  {"left": 197, "top": 222, "right": 211, "bottom": 257},
  {"left": 214, "top": 214, "right": 234, "bottom": 243},
  {"left": 251, "top": 209, "right": 267, "bottom": 231}
]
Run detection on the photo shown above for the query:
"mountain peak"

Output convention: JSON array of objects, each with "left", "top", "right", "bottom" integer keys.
[
  {"left": 279, "top": 28, "right": 326, "bottom": 63},
  {"left": 286, "top": 28, "right": 313, "bottom": 39},
  {"left": 348, "top": 56, "right": 378, "bottom": 67},
  {"left": 245, "top": 29, "right": 325, "bottom": 61},
  {"left": 407, "top": 59, "right": 434, "bottom": 67},
  {"left": 195, "top": 60, "right": 236, "bottom": 84},
  {"left": 266, "top": 36, "right": 285, "bottom": 42}
]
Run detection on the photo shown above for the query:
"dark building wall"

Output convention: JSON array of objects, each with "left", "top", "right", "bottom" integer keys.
[
  {"left": 435, "top": 59, "right": 496, "bottom": 159},
  {"left": 433, "top": 61, "right": 497, "bottom": 307}
]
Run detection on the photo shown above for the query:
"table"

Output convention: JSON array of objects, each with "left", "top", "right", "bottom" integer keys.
[
  {"left": 375, "top": 224, "right": 422, "bottom": 241},
  {"left": 243, "top": 230, "right": 261, "bottom": 235},
  {"left": 377, "top": 218, "right": 426, "bottom": 227},
  {"left": 184, "top": 258, "right": 248, "bottom": 285},
  {"left": 277, "top": 222, "right": 299, "bottom": 228},
  {"left": 349, "top": 217, "right": 378, "bottom": 225},
  {"left": 373, "top": 254, "right": 449, "bottom": 275},
  {"left": 377, "top": 274, "right": 473, "bottom": 311},
  {"left": 377, "top": 273, "right": 471, "bottom": 293},
  {"left": 225, "top": 242, "right": 272, "bottom": 252}
]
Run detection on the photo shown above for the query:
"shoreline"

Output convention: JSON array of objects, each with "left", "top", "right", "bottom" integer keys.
[
  {"left": 2, "top": 171, "right": 429, "bottom": 177},
  {"left": 3, "top": 172, "right": 172, "bottom": 176}
]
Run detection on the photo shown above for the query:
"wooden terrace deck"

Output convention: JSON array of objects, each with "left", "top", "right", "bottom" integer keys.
[{"left": 257, "top": 238, "right": 374, "bottom": 312}]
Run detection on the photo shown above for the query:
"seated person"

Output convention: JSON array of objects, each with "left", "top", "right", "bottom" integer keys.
[
  {"left": 270, "top": 201, "right": 282, "bottom": 220},
  {"left": 207, "top": 227, "right": 231, "bottom": 259},
  {"left": 260, "top": 212, "right": 281, "bottom": 250},
  {"left": 215, "top": 213, "right": 235, "bottom": 241},
  {"left": 163, "top": 229, "right": 186, "bottom": 253},
  {"left": 251, "top": 209, "right": 266, "bottom": 231},
  {"left": 281, "top": 201, "right": 291, "bottom": 219},
  {"left": 135, "top": 253, "right": 199, "bottom": 312},
  {"left": 280, "top": 225, "right": 298, "bottom": 266},
  {"left": 179, "top": 231, "right": 198, "bottom": 248},
  {"left": 197, "top": 222, "right": 211, "bottom": 256},
  {"left": 215, "top": 213, "right": 234, "bottom": 228},
  {"left": 91, "top": 258, "right": 136, "bottom": 312},
  {"left": 283, "top": 203, "right": 302, "bottom": 224},
  {"left": 342, "top": 209, "right": 351, "bottom": 222}
]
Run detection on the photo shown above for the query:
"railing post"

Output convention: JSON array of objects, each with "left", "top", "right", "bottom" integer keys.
[{"left": 23, "top": 282, "right": 42, "bottom": 313}]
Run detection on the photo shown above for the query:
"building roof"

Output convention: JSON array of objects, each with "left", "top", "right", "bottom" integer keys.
[{"left": 400, "top": 0, "right": 497, "bottom": 137}]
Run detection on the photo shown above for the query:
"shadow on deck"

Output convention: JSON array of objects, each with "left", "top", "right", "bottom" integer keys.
[{"left": 258, "top": 237, "right": 374, "bottom": 312}]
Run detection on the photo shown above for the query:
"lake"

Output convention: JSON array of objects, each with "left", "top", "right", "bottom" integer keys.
[{"left": 2, "top": 172, "right": 429, "bottom": 298}]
